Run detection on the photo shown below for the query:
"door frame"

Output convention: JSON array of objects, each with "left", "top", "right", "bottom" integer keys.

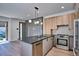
[
  {"left": 19, "top": 22, "right": 25, "bottom": 40},
  {"left": 19, "top": 22, "right": 22, "bottom": 40}
]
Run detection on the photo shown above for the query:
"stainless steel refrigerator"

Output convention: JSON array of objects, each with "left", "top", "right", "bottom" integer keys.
[{"left": 74, "top": 19, "right": 79, "bottom": 56}]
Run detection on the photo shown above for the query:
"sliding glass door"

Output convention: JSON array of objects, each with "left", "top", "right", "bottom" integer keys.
[{"left": 0, "top": 22, "right": 8, "bottom": 43}]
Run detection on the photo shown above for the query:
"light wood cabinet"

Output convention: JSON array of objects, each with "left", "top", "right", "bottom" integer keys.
[
  {"left": 44, "top": 19, "right": 49, "bottom": 34},
  {"left": 56, "top": 16, "right": 63, "bottom": 25},
  {"left": 32, "top": 41, "right": 43, "bottom": 56},
  {"left": 68, "top": 13, "right": 75, "bottom": 30},
  {"left": 52, "top": 17, "right": 57, "bottom": 29},
  {"left": 56, "top": 15, "right": 69, "bottom": 26},
  {"left": 43, "top": 17, "right": 57, "bottom": 34},
  {"left": 74, "top": 12, "right": 79, "bottom": 19},
  {"left": 43, "top": 18, "right": 52, "bottom": 34},
  {"left": 62, "top": 14, "right": 69, "bottom": 25},
  {"left": 43, "top": 12, "right": 79, "bottom": 35}
]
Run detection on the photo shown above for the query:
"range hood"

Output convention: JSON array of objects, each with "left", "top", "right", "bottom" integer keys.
[{"left": 53, "top": 25, "right": 72, "bottom": 35}]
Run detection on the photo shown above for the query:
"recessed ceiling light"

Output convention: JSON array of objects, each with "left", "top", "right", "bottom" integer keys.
[
  {"left": 61, "top": 6, "right": 64, "bottom": 9},
  {"left": 28, "top": 20, "right": 32, "bottom": 23}
]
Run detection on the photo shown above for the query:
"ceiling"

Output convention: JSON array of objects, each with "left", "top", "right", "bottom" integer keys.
[{"left": 0, "top": 3, "right": 74, "bottom": 20}]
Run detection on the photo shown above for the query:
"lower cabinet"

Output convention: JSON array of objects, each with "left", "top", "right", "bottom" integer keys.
[
  {"left": 48, "top": 37, "right": 53, "bottom": 50},
  {"left": 21, "top": 37, "right": 53, "bottom": 56},
  {"left": 32, "top": 41, "right": 43, "bottom": 56},
  {"left": 43, "top": 38, "right": 49, "bottom": 55},
  {"left": 43, "top": 37, "right": 53, "bottom": 55}
]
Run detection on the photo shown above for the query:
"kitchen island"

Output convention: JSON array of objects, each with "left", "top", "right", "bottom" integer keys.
[{"left": 21, "top": 35, "right": 53, "bottom": 56}]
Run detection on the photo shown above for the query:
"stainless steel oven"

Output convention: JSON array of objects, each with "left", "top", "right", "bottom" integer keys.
[
  {"left": 57, "top": 38, "right": 68, "bottom": 46},
  {"left": 56, "top": 34, "right": 69, "bottom": 50}
]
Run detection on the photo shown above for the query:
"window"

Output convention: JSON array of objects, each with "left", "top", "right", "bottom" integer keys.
[{"left": 0, "top": 22, "right": 8, "bottom": 43}]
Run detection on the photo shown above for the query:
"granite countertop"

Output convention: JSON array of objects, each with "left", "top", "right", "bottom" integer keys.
[{"left": 22, "top": 34, "right": 53, "bottom": 44}]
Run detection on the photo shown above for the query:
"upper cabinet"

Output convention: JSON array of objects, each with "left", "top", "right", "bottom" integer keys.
[
  {"left": 56, "top": 14, "right": 69, "bottom": 25},
  {"left": 62, "top": 14, "right": 69, "bottom": 25},
  {"left": 43, "top": 12, "right": 79, "bottom": 34},
  {"left": 51, "top": 17, "right": 57, "bottom": 29},
  {"left": 43, "top": 17, "right": 57, "bottom": 34},
  {"left": 68, "top": 12, "right": 79, "bottom": 30},
  {"left": 74, "top": 12, "right": 79, "bottom": 19},
  {"left": 43, "top": 18, "right": 52, "bottom": 34},
  {"left": 56, "top": 16, "right": 63, "bottom": 25},
  {"left": 68, "top": 13, "right": 75, "bottom": 30}
]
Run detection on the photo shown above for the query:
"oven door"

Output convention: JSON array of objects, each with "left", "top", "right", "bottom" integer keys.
[{"left": 57, "top": 38, "right": 68, "bottom": 46}]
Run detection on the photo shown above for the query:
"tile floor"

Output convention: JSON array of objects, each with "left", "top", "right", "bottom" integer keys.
[{"left": 46, "top": 47, "right": 74, "bottom": 56}]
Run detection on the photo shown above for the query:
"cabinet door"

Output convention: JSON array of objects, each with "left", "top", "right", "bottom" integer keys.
[
  {"left": 44, "top": 18, "right": 52, "bottom": 34},
  {"left": 48, "top": 37, "right": 53, "bottom": 50},
  {"left": 62, "top": 14, "right": 69, "bottom": 25},
  {"left": 74, "top": 12, "right": 79, "bottom": 19},
  {"left": 32, "top": 41, "right": 43, "bottom": 56},
  {"left": 43, "top": 19, "right": 46, "bottom": 34},
  {"left": 43, "top": 39, "right": 49, "bottom": 55},
  {"left": 56, "top": 16, "right": 63, "bottom": 25},
  {"left": 52, "top": 17, "right": 57, "bottom": 29},
  {"left": 68, "top": 13, "right": 75, "bottom": 30},
  {"left": 43, "top": 19, "right": 49, "bottom": 34}
]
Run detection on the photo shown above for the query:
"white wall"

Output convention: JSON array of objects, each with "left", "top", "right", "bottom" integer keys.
[
  {"left": 10, "top": 19, "right": 19, "bottom": 41},
  {"left": 0, "top": 16, "right": 25, "bottom": 41}
]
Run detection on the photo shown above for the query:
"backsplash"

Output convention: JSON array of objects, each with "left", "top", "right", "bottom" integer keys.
[{"left": 53, "top": 25, "right": 73, "bottom": 35}]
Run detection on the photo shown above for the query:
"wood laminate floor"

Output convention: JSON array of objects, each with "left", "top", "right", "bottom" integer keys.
[
  {"left": 46, "top": 47, "right": 74, "bottom": 56},
  {"left": 0, "top": 40, "right": 74, "bottom": 56},
  {"left": 0, "top": 41, "right": 22, "bottom": 56}
]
